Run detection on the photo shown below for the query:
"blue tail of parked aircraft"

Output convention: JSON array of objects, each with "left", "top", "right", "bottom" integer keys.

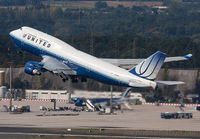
[
  {"left": 121, "top": 88, "right": 131, "bottom": 98},
  {"left": 129, "top": 51, "right": 166, "bottom": 81},
  {"left": 72, "top": 88, "right": 132, "bottom": 107},
  {"left": 196, "top": 82, "right": 200, "bottom": 104}
]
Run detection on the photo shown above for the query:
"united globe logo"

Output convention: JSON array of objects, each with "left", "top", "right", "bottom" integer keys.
[{"left": 23, "top": 34, "right": 27, "bottom": 38}]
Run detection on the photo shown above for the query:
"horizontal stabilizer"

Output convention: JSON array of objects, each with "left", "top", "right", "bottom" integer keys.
[
  {"left": 129, "top": 81, "right": 157, "bottom": 89},
  {"left": 156, "top": 81, "right": 184, "bottom": 86},
  {"left": 164, "top": 54, "right": 192, "bottom": 63}
]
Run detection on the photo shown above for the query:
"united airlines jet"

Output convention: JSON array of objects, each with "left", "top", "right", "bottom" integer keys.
[{"left": 9, "top": 27, "right": 192, "bottom": 89}]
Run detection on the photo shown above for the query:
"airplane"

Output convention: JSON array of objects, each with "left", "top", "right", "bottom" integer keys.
[
  {"left": 9, "top": 27, "right": 192, "bottom": 89},
  {"left": 72, "top": 88, "right": 132, "bottom": 111}
]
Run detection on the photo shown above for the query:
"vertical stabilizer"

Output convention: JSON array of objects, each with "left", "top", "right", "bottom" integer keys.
[
  {"left": 129, "top": 51, "right": 166, "bottom": 80},
  {"left": 121, "top": 88, "right": 131, "bottom": 98}
]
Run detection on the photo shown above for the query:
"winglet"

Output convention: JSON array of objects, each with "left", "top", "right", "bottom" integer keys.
[{"left": 184, "top": 54, "right": 192, "bottom": 59}]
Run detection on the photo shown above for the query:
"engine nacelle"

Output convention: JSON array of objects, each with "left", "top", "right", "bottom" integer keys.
[
  {"left": 24, "top": 61, "right": 42, "bottom": 75},
  {"left": 74, "top": 98, "right": 86, "bottom": 107}
]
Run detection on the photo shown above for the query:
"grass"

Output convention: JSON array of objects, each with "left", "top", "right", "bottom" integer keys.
[
  {"left": 3, "top": 128, "right": 200, "bottom": 139},
  {"left": 0, "top": 1, "right": 163, "bottom": 10},
  {"left": 42, "top": 1, "right": 163, "bottom": 9},
  {"left": 30, "top": 128, "right": 200, "bottom": 138},
  {"left": 6, "top": 137, "right": 109, "bottom": 139}
]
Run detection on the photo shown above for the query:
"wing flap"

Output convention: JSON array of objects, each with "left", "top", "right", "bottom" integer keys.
[{"left": 41, "top": 55, "right": 77, "bottom": 75}]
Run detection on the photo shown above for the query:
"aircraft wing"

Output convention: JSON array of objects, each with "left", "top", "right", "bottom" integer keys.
[
  {"left": 41, "top": 55, "right": 77, "bottom": 75},
  {"left": 156, "top": 81, "right": 185, "bottom": 86},
  {"left": 101, "top": 54, "right": 192, "bottom": 69}
]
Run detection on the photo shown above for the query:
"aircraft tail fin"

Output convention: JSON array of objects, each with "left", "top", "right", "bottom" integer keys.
[
  {"left": 129, "top": 51, "right": 166, "bottom": 81},
  {"left": 121, "top": 88, "right": 131, "bottom": 98}
]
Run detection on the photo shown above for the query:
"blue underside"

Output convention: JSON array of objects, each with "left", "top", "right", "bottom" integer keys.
[
  {"left": 10, "top": 35, "right": 129, "bottom": 87},
  {"left": 74, "top": 97, "right": 120, "bottom": 107},
  {"left": 90, "top": 98, "right": 119, "bottom": 103}
]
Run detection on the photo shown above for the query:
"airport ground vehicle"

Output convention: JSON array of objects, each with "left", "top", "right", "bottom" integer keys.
[
  {"left": 130, "top": 99, "right": 142, "bottom": 105},
  {"left": 161, "top": 112, "right": 192, "bottom": 119},
  {"left": 196, "top": 106, "right": 200, "bottom": 111},
  {"left": 12, "top": 105, "right": 30, "bottom": 112}
]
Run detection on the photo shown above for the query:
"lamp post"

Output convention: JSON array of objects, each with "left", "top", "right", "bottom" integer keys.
[
  {"left": 9, "top": 64, "right": 12, "bottom": 112},
  {"left": 110, "top": 85, "right": 113, "bottom": 114},
  {"left": 8, "top": 47, "right": 12, "bottom": 112}
]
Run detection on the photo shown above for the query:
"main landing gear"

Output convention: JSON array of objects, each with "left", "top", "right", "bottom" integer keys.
[
  {"left": 59, "top": 73, "right": 68, "bottom": 82},
  {"left": 60, "top": 74, "right": 87, "bottom": 83}
]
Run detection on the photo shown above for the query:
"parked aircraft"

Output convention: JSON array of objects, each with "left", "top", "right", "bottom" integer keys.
[
  {"left": 72, "top": 88, "right": 132, "bottom": 111},
  {"left": 9, "top": 27, "right": 192, "bottom": 89}
]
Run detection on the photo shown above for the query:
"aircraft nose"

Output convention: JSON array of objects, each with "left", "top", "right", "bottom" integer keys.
[{"left": 9, "top": 30, "right": 17, "bottom": 37}]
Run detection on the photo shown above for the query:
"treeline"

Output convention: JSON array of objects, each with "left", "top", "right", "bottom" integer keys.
[
  {"left": 69, "top": 0, "right": 164, "bottom": 1},
  {"left": 0, "top": 1, "right": 199, "bottom": 68},
  {"left": 0, "top": 0, "right": 42, "bottom": 6},
  {"left": 0, "top": 1, "right": 200, "bottom": 39}
]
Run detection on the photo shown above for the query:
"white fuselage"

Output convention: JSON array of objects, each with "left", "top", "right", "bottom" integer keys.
[{"left": 9, "top": 27, "right": 156, "bottom": 88}]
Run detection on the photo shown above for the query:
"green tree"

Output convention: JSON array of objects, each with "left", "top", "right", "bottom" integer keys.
[{"left": 95, "top": 1, "right": 108, "bottom": 9}]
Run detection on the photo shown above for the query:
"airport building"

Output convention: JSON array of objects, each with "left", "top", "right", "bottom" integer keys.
[
  {"left": 0, "top": 86, "right": 7, "bottom": 98},
  {"left": 0, "top": 71, "right": 8, "bottom": 98},
  {"left": 25, "top": 89, "right": 146, "bottom": 102},
  {"left": 0, "top": 71, "right": 5, "bottom": 86},
  {"left": 25, "top": 90, "right": 69, "bottom": 100}
]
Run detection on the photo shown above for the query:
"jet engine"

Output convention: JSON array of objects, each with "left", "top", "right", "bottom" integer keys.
[
  {"left": 24, "top": 61, "right": 42, "bottom": 75},
  {"left": 74, "top": 98, "right": 86, "bottom": 107}
]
